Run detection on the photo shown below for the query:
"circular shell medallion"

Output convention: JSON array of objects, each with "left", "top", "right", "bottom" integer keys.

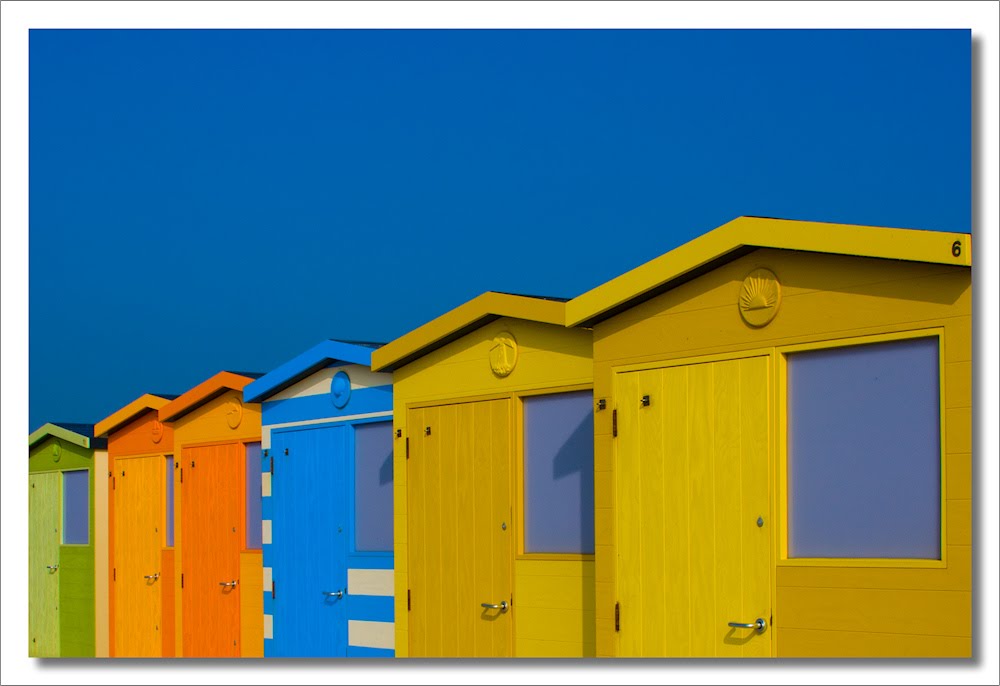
[
  {"left": 331, "top": 370, "right": 352, "bottom": 409},
  {"left": 51, "top": 440, "right": 62, "bottom": 462},
  {"left": 489, "top": 332, "right": 518, "bottom": 378},
  {"left": 151, "top": 419, "right": 165, "bottom": 444},
  {"left": 225, "top": 397, "right": 244, "bottom": 429},
  {"left": 738, "top": 268, "right": 782, "bottom": 328}
]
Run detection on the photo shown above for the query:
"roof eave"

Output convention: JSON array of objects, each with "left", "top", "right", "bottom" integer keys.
[
  {"left": 244, "top": 340, "right": 376, "bottom": 403},
  {"left": 94, "top": 394, "right": 172, "bottom": 438},
  {"left": 371, "top": 292, "right": 567, "bottom": 373},
  {"left": 159, "top": 372, "right": 256, "bottom": 423},
  {"left": 566, "top": 216, "right": 972, "bottom": 327},
  {"left": 29, "top": 423, "right": 91, "bottom": 450}
]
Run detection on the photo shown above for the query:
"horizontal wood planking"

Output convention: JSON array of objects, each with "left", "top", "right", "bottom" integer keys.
[
  {"left": 776, "top": 586, "right": 971, "bottom": 637},
  {"left": 777, "top": 628, "right": 971, "bottom": 658}
]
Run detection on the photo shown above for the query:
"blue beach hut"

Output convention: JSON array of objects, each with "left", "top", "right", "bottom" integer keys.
[{"left": 244, "top": 340, "right": 395, "bottom": 657}]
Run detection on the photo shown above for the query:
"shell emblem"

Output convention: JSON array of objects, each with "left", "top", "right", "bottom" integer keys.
[
  {"left": 225, "top": 397, "right": 243, "bottom": 429},
  {"left": 738, "top": 268, "right": 782, "bottom": 327},
  {"left": 151, "top": 419, "right": 164, "bottom": 444},
  {"left": 51, "top": 440, "right": 62, "bottom": 462},
  {"left": 331, "top": 370, "right": 352, "bottom": 409},
  {"left": 489, "top": 332, "right": 518, "bottom": 377}
]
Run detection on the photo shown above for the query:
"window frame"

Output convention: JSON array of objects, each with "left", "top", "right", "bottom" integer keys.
[
  {"left": 61, "top": 468, "right": 90, "bottom": 546},
  {"left": 777, "top": 328, "right": 947, "bottom": 569},
  {"left": 350, "top": 417, "right": 395, "bottom": 557},
  {"left": 515, "top": 383, "right": 596, "bottom": 562}
]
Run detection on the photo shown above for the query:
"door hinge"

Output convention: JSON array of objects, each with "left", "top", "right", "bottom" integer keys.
[
  {"left": 272, "top": 580, "right": 276, "bottom": 600},
  {"left": 180, "top": 468, "right": 183, "bottom": 484},
  {"left": 407, "top": 589, "right": 411, "bottom": 611},
  {"left": 112, "top": 477, "right": 116, "bottom": 490},
  {"left": 405, "top": 437, "right": 410, "bottom": 459},
  {"left": 181, "top": 573, "right": 184, "bottom": 589},
  {"left": 113, "top": 567, "right": 116, "bottom": 582},
  {"left": 269, "top": 455, "right": 274, "bottom": 476},
  {"left": 612, "top": 409, "right": 618, "bottom": 437},
  {"left": 615, "top": 601, "right": 620, "bottom": 632}
]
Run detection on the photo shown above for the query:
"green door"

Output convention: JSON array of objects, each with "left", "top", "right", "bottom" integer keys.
[{"left": 29, "top": 472, "right": 61, "bottom": 656}]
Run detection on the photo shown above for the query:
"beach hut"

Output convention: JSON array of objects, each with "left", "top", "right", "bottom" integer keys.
[
  {"left": 94, "top": 393, "right": 178, "bottom": 657},
  {"left": 243, "top": 340, "right": 395, "bottom": 657},
  {"left": 564, "top": 216, "right": 973, "bottom": 658},
  {"left": 28, "top": 423, "right": 106, "bottom": 657},
  {"left": 158, "top": 371, "right": 263, "bottom": 658},
  {"left": 371, "top": 292, "right": 595, "bottom": 658}
]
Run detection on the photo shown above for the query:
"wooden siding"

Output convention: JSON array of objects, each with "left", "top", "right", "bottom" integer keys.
[
  {"left": 591, "top": 248, "right": 972, "bottom": 657},
  {"left": 170, "top": 388, "right": 261, "bottom": 656},
  {"left": 392, "top": 317, "right": 594, "bottom": 657}
]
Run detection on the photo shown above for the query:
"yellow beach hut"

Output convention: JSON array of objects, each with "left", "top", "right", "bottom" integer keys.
[
  {"left": 565, "top": 216, "right": 972, "bottom": 658},
  {"left": 371, "top": 292, "right": 595, "bottom": 658}
]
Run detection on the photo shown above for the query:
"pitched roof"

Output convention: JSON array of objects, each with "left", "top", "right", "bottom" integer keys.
[
  {"left": 370, "top": 291, "right": 568, "bottom": 373},
  {"left": 29, "top": 422, "right": 106, "bottom": 450},
  {"left": 94, "top": 393, "right": 177, "bottom": 438},
  {"left": 565, "top": 216, "right": 972, "bottom": 327},
  {"left": 244, "top": 339, "right": 384, "bottom": 403},
  {"left": 158, "top": 371, "right": 261, "bottom": 423}
]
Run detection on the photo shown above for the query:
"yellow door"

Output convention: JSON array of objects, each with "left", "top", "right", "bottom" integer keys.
[
  {"left": 407, "top": 399, "right": 513, "bottom": 657},
  {"left": 616, "top": 356, "right": 771, "bottom": 657},
  {"left": 114, "top": 455, "right": 164, "bottom": 657}
]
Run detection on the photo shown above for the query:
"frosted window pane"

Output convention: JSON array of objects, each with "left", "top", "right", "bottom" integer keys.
[
  {"left": 354, "top": 422, "right": 393, "bottom": 552},
  {"left": 63, "top": 470, "right": 89, "bottom": 545},
  {"left": 787, "top": 337, "right": 941, "bottom": 559},
  {"left": 245, "top": 442, "right": 262, "bottom": 550},
  {"left": 524, "top": 391, "right": 595, "bottom": 554}
]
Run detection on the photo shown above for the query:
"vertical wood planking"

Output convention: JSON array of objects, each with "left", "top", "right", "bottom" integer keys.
[
  {"left": 29, "top": 473, "right": 61, "bottom": 656},
  {"left": 614, "top": 371, "right": 639, "bottom": 656},
  {"left": 688, "top": 363, "right": 715, "bottom": 656},
  {"left": 472, "top": 401, "right": 494, "bottom": 657},
  {"left": 491, "top": 399, "right": 512, "bottom": 657},
  {"left": 662, "top": 366, "right": 691, "bottom": 656},
  {"left": 714, "top": 361, "right": 742, "bottom": 657},
  {"left": 741, "top": 357, "right": 771, "bottom": 657}
]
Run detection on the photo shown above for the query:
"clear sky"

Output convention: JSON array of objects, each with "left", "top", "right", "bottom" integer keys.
[{"left": 28, "top": 29, "right": 970, "bottom": 430}]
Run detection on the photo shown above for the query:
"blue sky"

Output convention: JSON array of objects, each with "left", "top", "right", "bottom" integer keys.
[{"left": 28, "top": 29, "right": 970, "bottom": 430}]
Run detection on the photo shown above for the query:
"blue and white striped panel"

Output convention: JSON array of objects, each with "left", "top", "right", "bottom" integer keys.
[{"left": 346, "top": 558, "right": 394, "bottom": 657}]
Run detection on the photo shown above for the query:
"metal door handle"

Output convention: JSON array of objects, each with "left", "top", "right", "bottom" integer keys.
[
  {"left": 728, "top": 618, "right": 766, "bottom": 633},
  {"left": 481, "top": 601, "right": 508, "bottom": 612},
  {"left": 144, "top": 573, "right": 160, "bottom": 581},
  {"left": 46, "top": 564, "right": 59, "bottom": 572},
  {"left": 323, "top": 590, "right": 344, "bottom": 599},
  {"left": 219, "top": 580, "right": 238, "bottom": 587}
]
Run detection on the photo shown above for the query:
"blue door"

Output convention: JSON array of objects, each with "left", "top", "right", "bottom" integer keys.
[{"left": 269, "top": 425, "right": 349, "bottom": 656}]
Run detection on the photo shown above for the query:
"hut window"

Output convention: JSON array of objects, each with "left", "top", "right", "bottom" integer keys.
[
  {"left": 354, "top": 421, "right": 394, "bottom": 552},
  {"left": 787, "top": 336, "right": 941, "bottom": 559},
  {"left": 165, "top": 455, "right": 175, "bottom": 547},
  {"left": 245, "top": 442, "right": 263, "bottom": 550},
  {"left": 523, "top": 390, "right": 595, "bottom": 554},
  {"left": 62, "top": 470, "right": 89, "bottom": 545}
]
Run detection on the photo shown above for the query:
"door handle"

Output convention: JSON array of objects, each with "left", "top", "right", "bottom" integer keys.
[
  {"left": 219, "top": 580, "right": 238, "bottom": 588},
  {"left": 322, "top": 590, "right": 344, "bottom": 599},
  {"left": 728, "top": 618, "right": 766, "bottom": 633},
  {"left": 144, "top": 573, "right": 160, "bottom": 581},
  {"left": 46, "top": 564, "right": 59, "bottom": 572},
  {"left": 481, "top": 601, "right": 508, "bottom": 612}
]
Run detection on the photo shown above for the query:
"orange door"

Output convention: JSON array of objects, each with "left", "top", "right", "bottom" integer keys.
[
  {"left": 113, "top": 455, "right": 164, "bottom": 656},
  {"left": 181, "top": 443, "right": 243, "bottom": 657}
]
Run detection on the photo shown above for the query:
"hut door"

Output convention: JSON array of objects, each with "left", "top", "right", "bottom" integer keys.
[
  {"left": 29, "top": 472, "right": 61, "bottom": 656},
  {"left": 407, "top": 399, "right": 513, "bottom": 657},
  {"left": 270, "top": 425, "right": 349, "bottom": 657},
  {"left": 113, "top": 455, "right": 163, "bottom": 656},
  {"left": 615, "top": 356, "right": 771, "bottom": 657},
  {"left": 181, "top": 443, "right": 244, "bottom": 657}
]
